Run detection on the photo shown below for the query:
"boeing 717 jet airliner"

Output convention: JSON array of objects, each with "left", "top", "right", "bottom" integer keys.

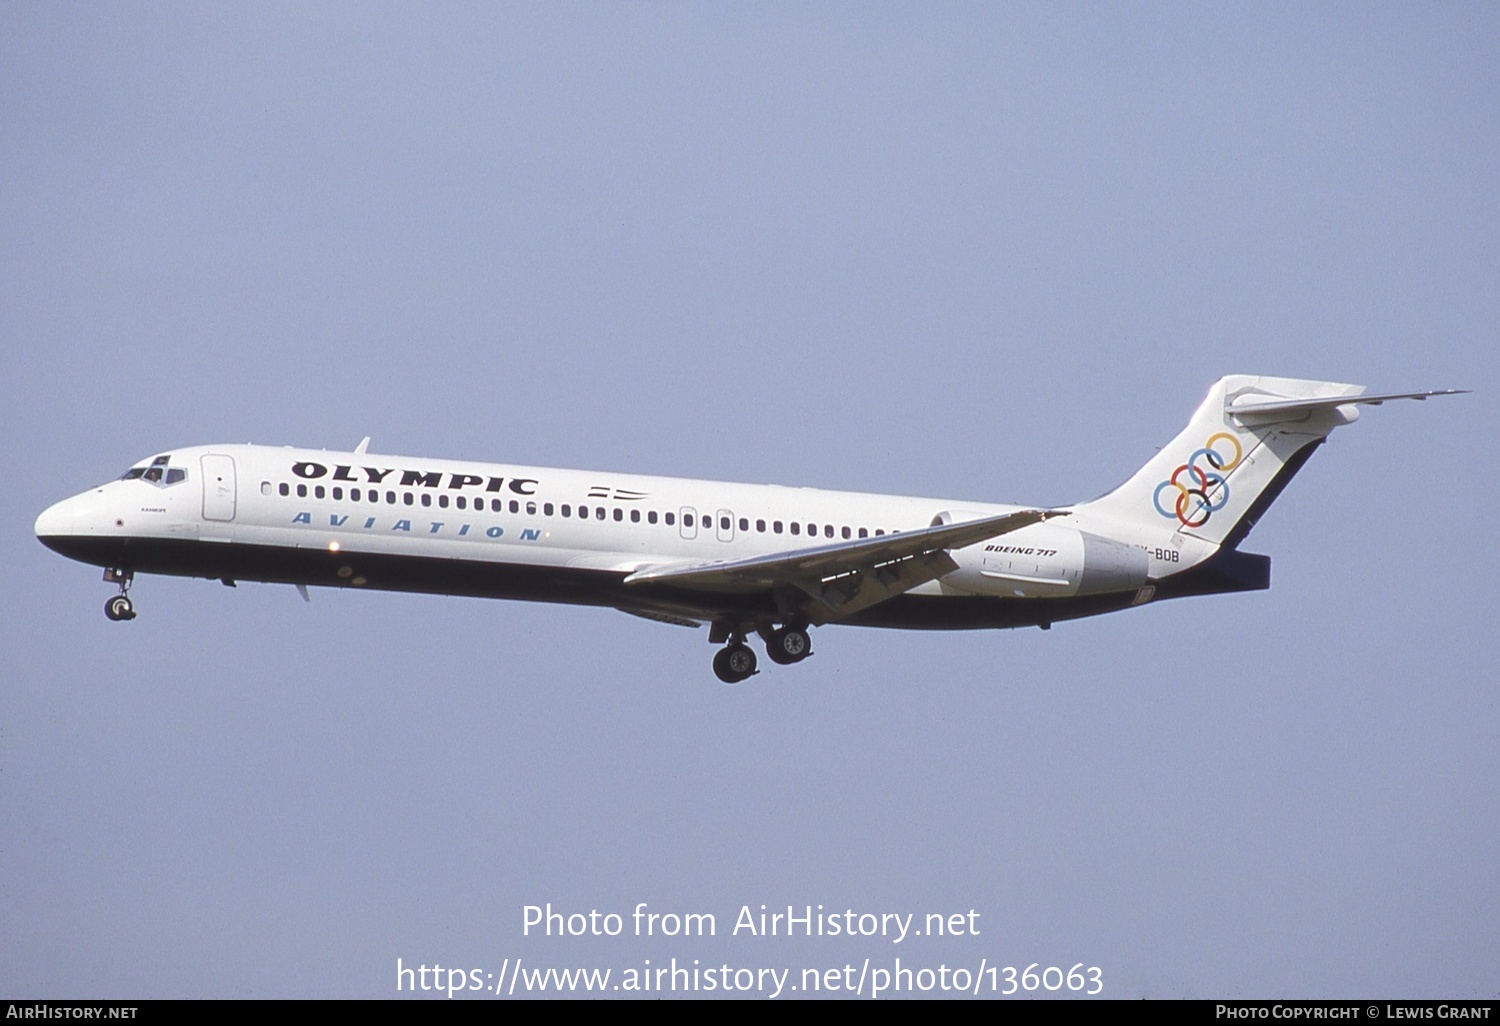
[{"left": 36, "top": 375, "right": 1461, "bottom": 682}]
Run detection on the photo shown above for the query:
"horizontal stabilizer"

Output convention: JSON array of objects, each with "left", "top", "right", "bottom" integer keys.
[{"left": 1229, "top": 388, "right": 1468, "bottom": 420}]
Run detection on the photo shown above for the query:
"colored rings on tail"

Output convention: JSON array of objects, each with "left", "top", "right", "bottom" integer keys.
[{"left": 1153, "top": 432, "right": 1242, "bottom": 527}]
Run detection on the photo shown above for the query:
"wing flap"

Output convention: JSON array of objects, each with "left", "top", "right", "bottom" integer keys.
[
  {"left": 789, "top": 549, "right": 962, "bottom": 619},
  {"left": 617, "top": 607, "right": 704, "bottom": 629}
]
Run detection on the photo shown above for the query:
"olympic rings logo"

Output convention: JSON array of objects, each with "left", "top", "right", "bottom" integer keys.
[{"left": 1153, "top": 432, "right": 1242, "bottom": 527}]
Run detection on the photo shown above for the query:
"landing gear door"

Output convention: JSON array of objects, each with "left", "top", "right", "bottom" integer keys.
[{"left": 201, "top": 454, "right": 237, "bottom": 521}]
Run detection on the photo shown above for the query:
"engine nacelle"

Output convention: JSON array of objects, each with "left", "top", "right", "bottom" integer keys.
[{"left": 935, "top": 512, "right": 1149, "bottom": 600}]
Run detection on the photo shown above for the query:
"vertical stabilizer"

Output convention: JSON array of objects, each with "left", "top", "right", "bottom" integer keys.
[{"left": 1077, "top": 375, "right": 1366, "bottom": 548}]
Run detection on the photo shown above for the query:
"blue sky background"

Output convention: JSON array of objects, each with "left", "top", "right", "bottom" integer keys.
[{"left": 2, "top": 3, "right": 1495, "bottom": 999}]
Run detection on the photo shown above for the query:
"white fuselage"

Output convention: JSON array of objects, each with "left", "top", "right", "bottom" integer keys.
[{"left": 35, "top": 442, "right": 1183, "bottom": 626}]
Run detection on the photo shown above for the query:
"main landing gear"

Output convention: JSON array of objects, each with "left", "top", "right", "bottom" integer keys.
[
  {"left": 712, "top": 642, "right": 758, "bottom": 684},
  {"left": 765, "top": 626, "right": 811, "bottom": 665},
  {"left": 711, "top": 623, "right": 813, "bottom": 683},
  {"left": 103, "top": 568, "right": 136, "bottom": 621}
]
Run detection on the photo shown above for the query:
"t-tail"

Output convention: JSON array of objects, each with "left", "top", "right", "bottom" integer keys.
[{"left": 1071, "top": 374, "right": 1464, "bottom": 596}]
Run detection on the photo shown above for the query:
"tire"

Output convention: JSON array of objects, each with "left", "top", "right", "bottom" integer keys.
[
  {"left": 768, "top": 627, "right": 810, "bottom": 664},
  {"left": 728, "top": 644, "right": 756, "bottom": 677},
  {"left": 713, "top": 644, "right": 757, "bottom": 684},
  {"left": 105, "top": 595, "right": 134, "bottom": 621}
]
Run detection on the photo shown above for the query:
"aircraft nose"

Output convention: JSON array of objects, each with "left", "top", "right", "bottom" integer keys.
[
  {"left": 34, "top": 497, "right": 80, "bottom": 542},
  {"left": 36, "top": 488, "right": 129, "bottom": 566}
]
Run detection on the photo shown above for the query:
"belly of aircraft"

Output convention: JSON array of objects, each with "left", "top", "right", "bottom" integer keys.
[{"left": 37, "top": 532, "right": 1145, "bottom": 631}]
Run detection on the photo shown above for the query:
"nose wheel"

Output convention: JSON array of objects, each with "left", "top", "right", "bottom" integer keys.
[
  {"left": 103, "top": 569, "right": 136, "bottom": 621},
  {"left": 105, "top": 594, "right": 136, "bottom": 621}
]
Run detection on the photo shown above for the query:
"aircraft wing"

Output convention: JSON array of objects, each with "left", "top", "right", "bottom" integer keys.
[{"left": 624, "top": 509, "right": 1066, "bottom": 621}]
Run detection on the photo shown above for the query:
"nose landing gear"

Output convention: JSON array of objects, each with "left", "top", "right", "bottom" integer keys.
[
  {"left": 105, "top": 595, "right": 135, "bottom": 621},
  {"left": 103, "top": 569, "right": 136, "bottom": 621}
]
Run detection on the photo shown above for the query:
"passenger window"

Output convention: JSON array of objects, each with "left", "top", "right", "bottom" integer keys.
[
  {"left": 665, "top": 512, "right": 675, "bottom": 526},
  {"left": 756, "top": 519, "right": 766, "bottom": 532},
  {"left": 738, "top": 517, "right": 748, "bottom": 531},
  {"left": 858, "top": 528, "right": 868, "bottom": 538},
  {"left": 439, "top": 495, "right": 449, "bottom": 509},
  {"left": 491, "top": 499, "right": 502, "bottom": 512},
  {"left": 721, "top": 516, "right": 730, "bottom": 531},
  {"left": 456, "top": 496, "right": 466, "bottom": 510},
  {"left": 630, "top": 509, "right": 639, "bottom": 523},
  {"left": 510, "top": 500, "right": 520, "bottom": 514},
  {"left": 528, "top": 502, "right": 538, "bottom": 515},
  {"left": 648, "top": 511, "right": 658, "bottom": 524},
  {"left": 279, "top": 483, "right": 289, "bottom": 497},
  {"left": 596, "top": 507, "right": 605, "bottom": 520},
  {"left": 790, "top": 523, "right": 800, "bottom": 535},
  {"left": 422, "top": 493, "right": 432, "bottom": 507},
  {"left": 386, "top": 491, "right": 396, "bottom": 504},
  {"left": 315, "top": 485, "right": 326, "bottom": 499},
  {"left": 297, "top": 484, "right": 307, "bottom": 498},
  {"left": 332, "top": 487, "right": 343, "bottom": 500},
  {"left": 773, "top": 521, "right": 783, "bottom": 534},
  {"left": 561, "top": 504, "right": 572, "bottom": 518},
  {"left": 545, "top": 503, "right": 555, "bottom": 516},
  {"left": 825, "top": 525, "right": 834, "bottom": 538},
  {"left": 841, "top": 526, "right": 850, "bottom": 539},
  {"left": 261, "top": 481, "right": 272, "bottom": 496}
]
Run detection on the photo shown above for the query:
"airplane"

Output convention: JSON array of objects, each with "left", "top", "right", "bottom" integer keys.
[{"left": 35, "top": 374, "right": 1463, "bottom": 683}]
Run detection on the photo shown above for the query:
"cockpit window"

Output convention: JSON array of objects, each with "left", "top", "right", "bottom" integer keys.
[{"left": 120, "top": 456, "right": 187, "bottom": 488}]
